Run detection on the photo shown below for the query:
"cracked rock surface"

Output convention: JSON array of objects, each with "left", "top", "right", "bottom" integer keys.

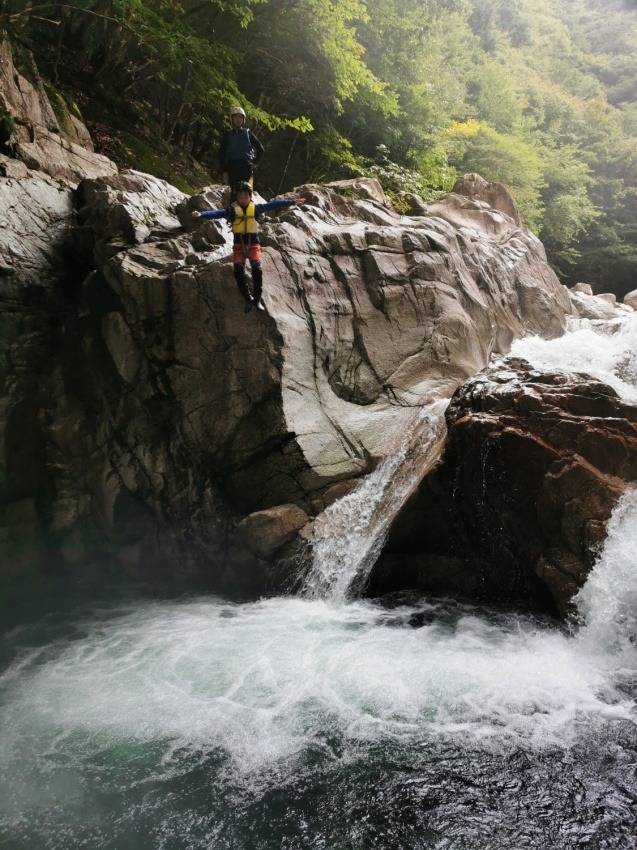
[
  {"left": 0, "top": 36, "right": 116, "bottom": 184},
  {"left": 1, "top": 166, "right": 575, "bottom": 590},
  {"left": 1, "top": 48, "right": 581, "bottom": 590}
]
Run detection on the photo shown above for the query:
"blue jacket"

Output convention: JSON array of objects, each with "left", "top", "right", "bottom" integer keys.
[{"left": 218, "top": 128, "right": 264, "bottom": 169}]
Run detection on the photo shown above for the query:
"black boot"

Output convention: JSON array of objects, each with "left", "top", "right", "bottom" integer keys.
[
  {"left": 252, "top": 264, "right": 265, "bottom": 311},
  {"left": 234, "top": 263, "right": 253, "bottom": 312}
]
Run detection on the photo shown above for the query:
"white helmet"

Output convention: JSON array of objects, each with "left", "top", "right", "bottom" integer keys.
[{"left": 229, "top": 106, "right": 246, "bottom": 119}]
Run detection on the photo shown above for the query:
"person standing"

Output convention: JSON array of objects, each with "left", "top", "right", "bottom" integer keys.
[
  {"left": 192, "top": 182, "right": 305, "bottom": 313},
  {"left": 218, "top": 106, "right": 264, "bottom": 199}
]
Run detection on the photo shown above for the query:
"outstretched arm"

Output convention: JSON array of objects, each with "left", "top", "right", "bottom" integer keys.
[
  {"left": 255, "top": 197, "right": 306, "bottom": 214},
  {"left": 191, "top": 208, "right": 232, "bottom": 221}
]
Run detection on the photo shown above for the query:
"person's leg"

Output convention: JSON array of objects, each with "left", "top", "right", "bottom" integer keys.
[
  {"left": 251, "top": 262, "right": 263, "bottom": 305},
  {"left": 233, "top": 244, "right": 253, "bottom": 309},
  {"left": 234, "top": 264, "right": 254, "bottom": 312},
  {"left": 249, "top": 244, "right": 263, "bottom": 308}
]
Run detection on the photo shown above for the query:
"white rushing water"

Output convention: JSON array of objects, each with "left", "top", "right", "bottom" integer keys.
[
  {"left": 1, "top": 491, "right": 635, "bottom": 785},
  {"left": 303, "top": 400, "right": 448, "bottom": 602},
  {"left": 510, "top": 316, "right": 637, "bottom": 402},
  {"left": 576, "top": 488, "right": 637, "bottom": 654},
  {"left": 1, "top": 318, "right": 636, "bottom": 848}
]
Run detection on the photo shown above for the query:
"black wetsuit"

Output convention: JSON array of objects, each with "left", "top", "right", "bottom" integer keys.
[{"left": 218, "top": 127, "right": 264, "bottom": 192}]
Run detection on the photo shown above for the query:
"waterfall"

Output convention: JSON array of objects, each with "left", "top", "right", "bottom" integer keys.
[
  {"left": 302, "top": 400, "right": 448, "bottom": 602},
  {"left": 575, "top": 488, "right": 637, "bottom": 653}
]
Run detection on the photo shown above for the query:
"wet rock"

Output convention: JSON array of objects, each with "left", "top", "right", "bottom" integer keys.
[
  {"left": 0, "top": 159, "right": 80, "bottom": 582},
  {"left": 370, "top": 358, "right": 637, "bottom": 614},
  {"left": 0, "top": 38, "right": 117, "bottom": 581},
  {"left": 236, "top": 504, "right": 310, "bottom": 558}
]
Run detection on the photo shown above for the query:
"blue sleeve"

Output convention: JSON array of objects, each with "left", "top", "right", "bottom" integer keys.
[
  {"left": 199, "top": 208, "right": 231, "bottom": 220},
  {"left": 255, "top": 199, "right": 296, "bottom": 213}
]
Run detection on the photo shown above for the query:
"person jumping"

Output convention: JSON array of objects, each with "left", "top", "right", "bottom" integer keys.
[
  {"left": 219, "top": 106, "right": 264, "bottom": 200},
  {"left": 192, "top": 182, "right": 305, "bottom": 313}
]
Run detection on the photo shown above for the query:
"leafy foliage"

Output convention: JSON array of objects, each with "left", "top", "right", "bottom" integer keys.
[{"left": 2, "top": 0, "right": 637, "bottom": 293}]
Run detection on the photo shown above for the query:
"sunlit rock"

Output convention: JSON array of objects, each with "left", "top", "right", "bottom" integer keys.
[
  {"left": 624, "top": 288, "right": 637, "bottom": 310},
  {"left": 1, "top": 148, "right": 577, "bottom": 588}
]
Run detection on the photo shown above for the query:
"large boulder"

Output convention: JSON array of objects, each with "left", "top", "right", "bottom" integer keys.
[
  {"left": 452, "top": 172, "right": 521, "bottom": 225},
  {"left": 571, "top": 282, "right": 594, "bottom": 295},
  {"left": 235, "top": 505, "right": 310, "bottom": 559},
  {"left": 568, "top": 290, "right": 628, "bottom": 320},
  {"left": 9, "top": 168, "right": 573, "bottom": 586},
  {"left": 369, "top": 357, "right": 637, "bottom": 613}
]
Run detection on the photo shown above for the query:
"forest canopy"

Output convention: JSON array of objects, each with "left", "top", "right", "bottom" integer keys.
[{"left": 2, "top": 0, "right": 637, "bottom": 294}]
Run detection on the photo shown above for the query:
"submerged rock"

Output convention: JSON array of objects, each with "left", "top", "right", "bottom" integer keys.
[{"left": 370, "top": 356, "right": 637, "bottom": 613}]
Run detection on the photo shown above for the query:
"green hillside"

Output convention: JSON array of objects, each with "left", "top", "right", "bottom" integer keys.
[{"left": 2, "top": 0, "right": 636, "bottom": 294}]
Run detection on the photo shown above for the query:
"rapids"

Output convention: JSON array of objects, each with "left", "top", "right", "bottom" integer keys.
[
  {"left": 511, "top": 316, "right": 637, "bottom": 403},
  {"left": 1, "top": 492, "right": 635, "bottom": 849},
  {"left": 1, "top": 318, "right": 636, "bottom": 849}
]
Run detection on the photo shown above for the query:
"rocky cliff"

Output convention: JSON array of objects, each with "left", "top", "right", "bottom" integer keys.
[{"left": 1, "top": 38, "right": 633, "bottom": 603}]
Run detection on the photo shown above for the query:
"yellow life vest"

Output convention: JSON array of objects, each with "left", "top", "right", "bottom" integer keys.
[{"left": 232, "top": 202, "right": 258, "bottom": 235}]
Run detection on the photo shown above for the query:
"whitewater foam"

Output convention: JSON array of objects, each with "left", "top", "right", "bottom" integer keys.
[
  {"left": 575, "top": 488, "right": 637, "bottom": 654},
  {"left": 1, "top": 482, "right": 635, "bottom": 849},
  {"left": 510, "top": 316, "right": 637, "bottom": 401}
]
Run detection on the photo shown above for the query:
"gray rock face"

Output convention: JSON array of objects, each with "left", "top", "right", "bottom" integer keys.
[
  {"left": 0, "top": 40, "right": 116, "bottom": 579},
  {"left": 0, "top": 51, "right": 579, "bottom": 592},
  {"left": 0, "top": 155, "right": 75, "bottom": 282},
  {"left": 0, "top": 165, "right": 576, "bottom": 586},
  {"left": 0, "top": 156, "right": 79, "bottom": 577},
  {"left": 0, "top": 36, "right": 116, "bottom": 185}
]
